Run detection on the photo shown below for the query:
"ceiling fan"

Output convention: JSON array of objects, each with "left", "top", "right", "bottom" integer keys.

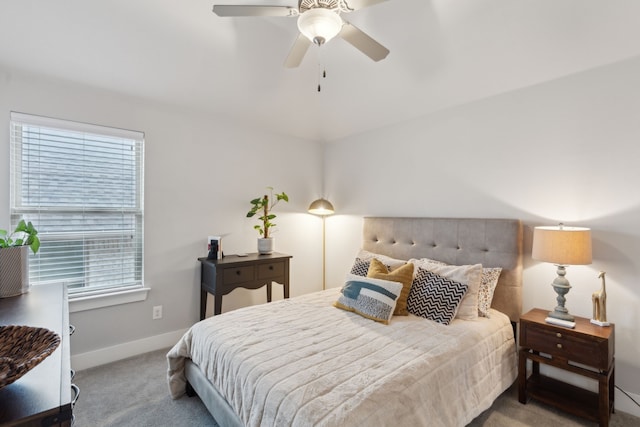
[{"left": 212, "top": 0, "right": 390, "bottom": 68}]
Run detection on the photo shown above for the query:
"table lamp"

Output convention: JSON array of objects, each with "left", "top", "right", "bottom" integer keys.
[
  {"left": 308, "top": 198, "right": 334, "bottom": 290},
  {"left": 532, "top": 223, "right": 592, "bottom": 327}
]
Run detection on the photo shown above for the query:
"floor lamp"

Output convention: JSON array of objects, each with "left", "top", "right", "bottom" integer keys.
[{"left": 308, "top": 198, "right": 335, "bottom": 290}]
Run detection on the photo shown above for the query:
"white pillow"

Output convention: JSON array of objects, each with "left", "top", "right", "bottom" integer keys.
[{"left": 409, "top": 258, "right": 483, "bottom": 320}]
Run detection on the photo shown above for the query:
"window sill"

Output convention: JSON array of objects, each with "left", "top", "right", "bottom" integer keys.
[{"left": 69, "top": 287, "right": 150, "bottom": 313}]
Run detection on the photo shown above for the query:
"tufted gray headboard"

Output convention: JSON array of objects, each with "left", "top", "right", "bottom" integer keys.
[{"left": 362, "top": 217, "right": 523, "bottom": 323}]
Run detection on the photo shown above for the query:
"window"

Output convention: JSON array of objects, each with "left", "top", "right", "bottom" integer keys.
[{"left": 10, "top": 112, "right": 144, "bottom": 301}]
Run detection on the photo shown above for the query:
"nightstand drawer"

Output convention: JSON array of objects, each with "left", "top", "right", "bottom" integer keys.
[
  {"left": 521, "top": 321, "right": 608, "bottom": 369},
  {"left": 223, "top": 266, "right": 255, "bottom": 284},
  {"left": 257, "top": 262, "right": 284, "bottom": 279}
]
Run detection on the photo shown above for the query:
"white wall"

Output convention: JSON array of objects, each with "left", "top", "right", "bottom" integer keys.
[
  {"left": 2, "top": 53, "right": 639, "bottom": 414},
  {"left": 0, "top": 66, "right": 325, "bottom": 362},
  {"left": 324, "top": 55, "right": 640, "bottom": 412}
]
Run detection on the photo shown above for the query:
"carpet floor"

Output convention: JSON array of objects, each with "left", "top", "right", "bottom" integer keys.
[{"left": 73, "top": 348, "right": 640, "bottom": 427}]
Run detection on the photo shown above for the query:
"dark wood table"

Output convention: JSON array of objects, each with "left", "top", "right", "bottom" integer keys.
[
  {"left": 0, "top": 283, "right": 74, "bottom": 427},
  {"left": 518, "top": 308, "right": 615, "bottom": 427},
  {"left": 197, "top": 252, "right": 292, "bottom": 320}
]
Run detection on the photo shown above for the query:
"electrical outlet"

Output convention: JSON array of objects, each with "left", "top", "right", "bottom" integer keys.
[{"left": 152, "top": 305, "right": 163, "bottom": 320}]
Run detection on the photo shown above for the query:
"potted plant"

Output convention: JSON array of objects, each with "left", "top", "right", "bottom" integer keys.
[
  {"left": 0, "top": 220, "right": 40, "bottom": 297},
  {"left": 246, "top": 187, "right": 289, "bottom": 254}
]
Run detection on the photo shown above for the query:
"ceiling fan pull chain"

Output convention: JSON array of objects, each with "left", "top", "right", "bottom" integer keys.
[
  {"left": 317, "top": 47, "right": 327, "bottom": 93},
  {"left": 317, "top": 51, "right": 322, "bottom": 92}
]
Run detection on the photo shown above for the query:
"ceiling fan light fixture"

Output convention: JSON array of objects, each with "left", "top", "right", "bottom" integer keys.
[{"left": 297, "top": 8, "right": 343, "bottom": 45}]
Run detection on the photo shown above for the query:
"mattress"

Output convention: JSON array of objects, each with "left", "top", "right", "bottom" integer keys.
[{"left": 167, "top": 288, "right": 517, "bottom": 427}]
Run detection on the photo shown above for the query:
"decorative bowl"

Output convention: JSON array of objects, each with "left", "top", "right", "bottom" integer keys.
[{"left": 0, "top": 325, "right": 61, "bottom": 389}]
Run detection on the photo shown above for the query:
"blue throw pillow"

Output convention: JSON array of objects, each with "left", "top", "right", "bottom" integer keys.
[{"left": 334, "top": 274, "right": 403, "bottom": 324}]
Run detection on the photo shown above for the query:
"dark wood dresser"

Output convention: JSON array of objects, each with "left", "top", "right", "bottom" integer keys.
[
  {"left": 0, "top": 283, "right": 75, "bottom": 426},
  {"left": 198, "top": 252, "right": 292, "bottom": 319},
  {"left": 518, "top": 308, "right": 615, "bottom": 427}
]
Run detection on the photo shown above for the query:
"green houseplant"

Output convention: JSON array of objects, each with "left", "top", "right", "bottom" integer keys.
[
  {"left": 0, "top": 220, "right": 40, "bottom": 298},
  {"left": 246, "top": 187, "right": 289, "bottom": 254},
  {"left": 0, "top": 220, "right": 41, "bottom": 254}
]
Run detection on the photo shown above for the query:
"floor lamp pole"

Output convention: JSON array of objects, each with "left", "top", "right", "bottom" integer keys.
[
  {"left": 322, "top": 215, "right": 326, "bottom": 290},
  {"left": 307, "top": 198, "right": 335, "bottom": 291}
]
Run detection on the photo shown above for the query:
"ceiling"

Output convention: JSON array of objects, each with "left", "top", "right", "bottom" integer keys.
[{"left": 1, "top": 0, "right": 639, "bottom": 142}]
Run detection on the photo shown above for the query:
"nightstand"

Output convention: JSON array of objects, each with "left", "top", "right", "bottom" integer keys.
[
  {"left": 197, "top": 252, "right": 292, "bottom": 320},
  {"left": 518, "top": 308, "right": 615, "bottom": 427}
]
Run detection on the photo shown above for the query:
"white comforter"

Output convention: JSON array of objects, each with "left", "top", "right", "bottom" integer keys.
[{"left": 167, "top": 288, "right": 517, "bottom": 427}]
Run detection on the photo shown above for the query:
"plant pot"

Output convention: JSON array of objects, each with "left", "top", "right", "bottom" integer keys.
[
  {"left": 0, "top": 246, "right": 30, "bottom": 298},
  {"left": 257, "top": 237, "right": 274, "bottom": 255}
]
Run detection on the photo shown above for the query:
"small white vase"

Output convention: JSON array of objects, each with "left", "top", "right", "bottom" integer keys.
[{"left": 257, "top": 237, "right": 274, "bottom": 254}]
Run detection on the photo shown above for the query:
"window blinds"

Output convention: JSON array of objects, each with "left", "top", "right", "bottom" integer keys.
[{"left": 10, "top": 112, "right": 144, "bottom": 297}]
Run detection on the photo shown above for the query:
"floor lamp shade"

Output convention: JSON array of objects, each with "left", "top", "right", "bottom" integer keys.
[
  {"left": 532, "top": 225, "right": 592, "bottom": 323},
  {"left": 308, "top": 198, "right": 335, "bottom": 216}
]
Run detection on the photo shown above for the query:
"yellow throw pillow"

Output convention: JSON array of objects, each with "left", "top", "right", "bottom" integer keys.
[{"left": 367, "top": 258, "right": 414, "bottom": 316}]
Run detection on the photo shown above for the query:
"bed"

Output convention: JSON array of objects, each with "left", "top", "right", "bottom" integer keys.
[{"left": 167, "top": 217, "right": 523, "bottom": 427}]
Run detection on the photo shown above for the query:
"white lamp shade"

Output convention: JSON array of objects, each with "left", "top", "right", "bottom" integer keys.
[
  {"left": 297, "top": 8, "right": 343, "bottom": 44},
  {"left": 532, "top": 225, "right": 592, "bottom": 265},
  {"left": 308, "top": 198, "right": 335, "bottom": 216}
]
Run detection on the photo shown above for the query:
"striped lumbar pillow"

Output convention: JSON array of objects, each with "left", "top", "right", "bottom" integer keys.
[{"left": 334, "top": 274, "right": 403, "bottom": 324}]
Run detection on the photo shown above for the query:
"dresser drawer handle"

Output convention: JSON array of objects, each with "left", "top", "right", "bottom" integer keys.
[
  {"left": 71, "top": 383, "right": 80, "bottom": 407},
  {"left": 556, "top": 332, "right": 562, "bottom": 338},
  {"left": 557, "top": 343, "right": 563, "bottom": 349},
  {"left": 236, "top": 270, "right": 241, "bottom": 275},
  {"left": 269, "top": 265, "right": 274, "bottom": 270}
]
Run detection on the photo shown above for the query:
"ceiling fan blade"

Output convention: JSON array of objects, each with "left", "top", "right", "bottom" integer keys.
[
  {"left": 341, "top": 0, "right": 389, "bottom": 11},
  {"left": 284, "top": 34, "right": 312, "bottom": 68},
  {"left": 212, "top": 5, "right": 297, "bottom": 17},
  {"left": 339, "top": 22, "right": 390, "bottom": 62}
]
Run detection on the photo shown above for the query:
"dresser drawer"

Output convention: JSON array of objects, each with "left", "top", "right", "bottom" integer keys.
[
  {"left": 223, "top": 266, "right": 255, "bottom": 284},
  {"left": 257, "top": 262, "right": 284, "bottom": 279},
  {"left": 521, "top": 320, "right": 609, "bottom": 370}
]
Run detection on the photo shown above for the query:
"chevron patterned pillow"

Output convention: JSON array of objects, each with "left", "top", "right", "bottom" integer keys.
[
  {"left": 410, "top": 258, "right": 501, "bottom": 318},
  {"left": 350, "top": 258, "right": 380, "bottom": 276},
  {"left": 407, "top": 268, "right": 468, "bottom": 325}
]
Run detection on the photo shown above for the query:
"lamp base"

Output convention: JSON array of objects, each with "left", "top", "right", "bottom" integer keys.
[
  {"left": 547, "top": 308, "right": 575, "bottom": 322},
  {"left": 590, "top": 319, "right": 611, "bottom": 327},
  {"left": 545, "top": 316, "right": 576, "bottom": 329},
  {"left": 549, "top": 264, "right": 575, "bottom": 322}
]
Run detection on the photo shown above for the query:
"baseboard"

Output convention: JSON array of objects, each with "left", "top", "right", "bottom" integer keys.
[
  {"left": 615, "top": 388, "right": 640, "bottom": 419},
  {"left": 71, "top": 328, "right": 188, "bottom": 371}
]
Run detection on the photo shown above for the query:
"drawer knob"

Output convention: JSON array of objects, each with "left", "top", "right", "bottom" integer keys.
[
  {"left": 236, "top": 270, "right": 241, "bottom": 275},
  {"left": 269, "top": 265, "right": 274, "bottom": 270},
  {"left": 557, "top": 343, "right": 563, "bottom": 349},
  {"left": 556, "top": 332, "right": 562, "bottom": 338}
]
